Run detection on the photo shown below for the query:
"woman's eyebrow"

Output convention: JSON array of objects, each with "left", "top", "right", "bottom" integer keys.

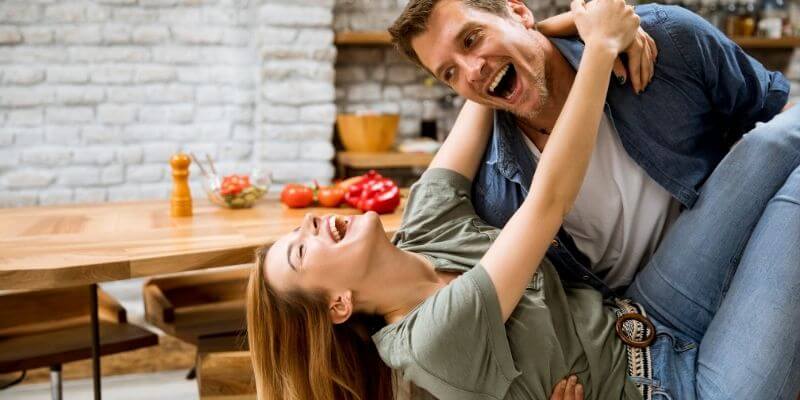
[{"left": 286, "top": 243, "right": 297, "bottom": 271}]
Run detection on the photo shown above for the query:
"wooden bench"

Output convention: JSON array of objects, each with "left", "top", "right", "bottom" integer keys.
[
  {"left": 196, "top": 348, "right": 255, "bottom": 400},
  {"left": 0, "top": 286, "right": 158, "bottom": 399},
  {"left": 143, "top": 265, "right": 250, "bottom": 346}
]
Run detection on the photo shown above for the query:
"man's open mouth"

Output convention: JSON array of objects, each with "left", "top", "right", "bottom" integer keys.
[{"left": 488, "top": 63, "right": 518, "bottom": 100}]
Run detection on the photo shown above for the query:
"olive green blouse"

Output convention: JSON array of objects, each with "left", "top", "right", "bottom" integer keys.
[{"left": 372, "top": 168, "right": 641, "bottom": 400}]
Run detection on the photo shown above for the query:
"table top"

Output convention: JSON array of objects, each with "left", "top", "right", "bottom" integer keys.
[{"left": 0, "top": 199, "right": 403, "bottom": 290}]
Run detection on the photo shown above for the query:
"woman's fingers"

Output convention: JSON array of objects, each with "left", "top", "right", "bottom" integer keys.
[
  {"left": 574, "top": 383, "right": 585, "bottom": 400},
  {"left": 613, "top": 58, "right": 627, "bottom": 85},
  {"left": 550, "top": 379, "right": 567, "bottom": 400},
  {"left": 626, "top": 38, "right": 642, "bottom": 93},
  {"left": 647, "top": 34, "right": 658, "bottom": 83},
  {"left": 570, "top": 0, "right": 587, "bottom": 16},
  {"left": 565, "top": 375, "right": 578, "bottom": 399},
  {"left": 640, "top": 38, "right": 653, "bottom": 92},
  {"left": 551, "top": 376, "right": 584, "bottom": 400}
]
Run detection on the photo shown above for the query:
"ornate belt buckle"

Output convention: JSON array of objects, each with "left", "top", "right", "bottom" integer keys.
[{"left": 615, "top": 313, "right": 656, "bottom": 348}]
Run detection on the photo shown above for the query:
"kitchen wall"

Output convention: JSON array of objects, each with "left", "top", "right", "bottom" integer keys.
[
  {"left": 1, "top": 0, "right": 799, "bottom": 207},
  {"left": 0, "top": 0, "right": 336, "bottom": 207}
]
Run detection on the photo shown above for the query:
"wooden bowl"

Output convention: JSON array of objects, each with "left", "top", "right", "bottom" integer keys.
[{"left": 337, "top": 114, "right": 399, "bottom": 152}]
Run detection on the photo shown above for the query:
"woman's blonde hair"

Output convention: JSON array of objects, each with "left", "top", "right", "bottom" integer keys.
[{"left": 246, "top": 245, "right": 395, "bottom": 400}]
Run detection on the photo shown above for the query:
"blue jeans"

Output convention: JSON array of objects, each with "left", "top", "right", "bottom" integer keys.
[{"left": 626, "top": 104, "right": 800, "bottom": 400}]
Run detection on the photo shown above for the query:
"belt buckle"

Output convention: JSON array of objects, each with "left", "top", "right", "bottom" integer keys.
[{"left": 615, "top": 313, "right": 656, "bottom": 348}]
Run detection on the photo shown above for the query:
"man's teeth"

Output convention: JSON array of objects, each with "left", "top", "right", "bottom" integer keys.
[
  {"left": 329, "top": 217, "right": 342, "bottom": 242},
  {"left": 489, "top": 64, "right": 509, "bottom": 93}
]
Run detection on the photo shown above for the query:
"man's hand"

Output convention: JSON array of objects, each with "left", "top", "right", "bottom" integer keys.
[
  {"left": 614, "top": 26, "right": 658, "bottom": 94},
  {"left": 550, "top": 375, "right": 584, "bottom": 400}
]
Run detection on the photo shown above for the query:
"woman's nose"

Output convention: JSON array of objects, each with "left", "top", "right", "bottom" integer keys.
[{"left": 302, "top": 213, "right": 316, "bottom": 232}]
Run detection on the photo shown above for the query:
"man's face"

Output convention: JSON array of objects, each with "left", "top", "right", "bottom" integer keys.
[{"left": 412, "top": 0, "right": 550, "bottom": 119}]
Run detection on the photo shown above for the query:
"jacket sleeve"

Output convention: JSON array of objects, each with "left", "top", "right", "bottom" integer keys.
[{"left": 661, "top": 5, "right": 789, "bottom": 139}]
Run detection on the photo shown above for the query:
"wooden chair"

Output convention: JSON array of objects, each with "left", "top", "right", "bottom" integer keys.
[
  {"left": 142, "top": 265, "right": 250, "bottom": 347},
  {"left": 0, "top": 286, "right": 158, "bottom": 400},
  {"left": 196, "top": 338, "right": 254, "bottom": 400}
]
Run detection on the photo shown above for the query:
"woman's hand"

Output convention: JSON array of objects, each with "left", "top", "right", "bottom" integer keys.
[
  {"left": 616, "top": 27, "right": 658, "bottom": 94},
  {"left": 550, "top": 375, "right": 584, "bottom": 400},
  {"left": 538, "top": 9, "right": 657, "bottom": 95},
  {"left": 572, "top": 0, "right": 639, "bottom": 56}
]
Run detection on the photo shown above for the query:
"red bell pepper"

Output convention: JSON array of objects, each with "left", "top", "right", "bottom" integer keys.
[{"left": 342, "top": 170, "right": 400, "bottom": 214}]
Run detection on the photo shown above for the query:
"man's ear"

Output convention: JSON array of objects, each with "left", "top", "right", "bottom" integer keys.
[
  {"left": 329, "top": 290, "right": 353, "bottom": 325},
  {"left": 507, "top": 0, "right": 536, "bottom": 29}
]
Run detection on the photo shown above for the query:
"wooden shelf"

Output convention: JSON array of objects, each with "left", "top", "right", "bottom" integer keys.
[
  {"left": 334, "top": 31, "right": 392, "bottom": 46},
  {"left": 337, "top": 151, "right": 434, "bottom": 169},
  {"left": 731, "top": 36, "right": 800, "bottom": 49},
  {"left": 334, "top": 29, "right": 800, "bottom": 50}
]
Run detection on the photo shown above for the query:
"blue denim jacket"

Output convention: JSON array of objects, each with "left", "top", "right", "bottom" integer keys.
[{"left": 471, "top": 4, "right": 789, "bottom": 297}]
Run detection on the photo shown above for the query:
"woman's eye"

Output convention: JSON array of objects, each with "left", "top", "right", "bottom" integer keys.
[{"left": 299, "top": 244, "right": 305, "bottom": 260}]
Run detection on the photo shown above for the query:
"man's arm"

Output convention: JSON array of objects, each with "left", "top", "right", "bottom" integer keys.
[{"left": 427, "top": 100, "right": 493, "bottom": 181}]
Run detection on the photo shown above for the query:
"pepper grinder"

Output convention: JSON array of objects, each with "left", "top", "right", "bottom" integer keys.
[{"left": 170, "top": 153, "right": 193, "bottom": 217}]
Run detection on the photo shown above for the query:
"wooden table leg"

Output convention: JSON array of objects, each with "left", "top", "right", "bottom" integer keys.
[{"left": 89, "top": 284, "right": 101, "bottom": 400}]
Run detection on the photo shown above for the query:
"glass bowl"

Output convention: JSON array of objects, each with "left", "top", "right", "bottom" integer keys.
[{"left": 203, "top": 169, "right": 272, "bottom": 209}]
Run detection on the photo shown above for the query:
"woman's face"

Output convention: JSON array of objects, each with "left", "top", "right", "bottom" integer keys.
[{"left": 265, "top": 212, "right": 387, "bottom": 295}]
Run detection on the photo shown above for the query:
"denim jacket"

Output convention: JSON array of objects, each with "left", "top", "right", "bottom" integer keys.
[{"left": 471, "top": 4, "right": 789, "bottom": 297}]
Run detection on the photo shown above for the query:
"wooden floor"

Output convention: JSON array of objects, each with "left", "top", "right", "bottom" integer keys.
[
  {"left": 1, "top": 370, "right": 198, "bottom": 400},
  {"left": 0, "top": 335, "right": 195, "bottom": 385}
]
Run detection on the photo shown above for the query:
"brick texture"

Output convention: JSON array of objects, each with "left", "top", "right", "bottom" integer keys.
[{"left": 1, "top": 0, "right": 337, "bottom": 206}]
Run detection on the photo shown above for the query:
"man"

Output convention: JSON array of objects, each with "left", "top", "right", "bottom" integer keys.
[{"left": 389, "top": 0, "right": 789, "bottom": 297}]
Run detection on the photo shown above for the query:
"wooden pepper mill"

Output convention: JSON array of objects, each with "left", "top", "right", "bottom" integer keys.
[{"left": 170, "top": 153, "right": 193, "bottom": 217}]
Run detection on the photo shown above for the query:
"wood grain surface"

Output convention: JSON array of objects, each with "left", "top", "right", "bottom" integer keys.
[{"left": 0, "top": 199, "right": 403, "bottom": 290}]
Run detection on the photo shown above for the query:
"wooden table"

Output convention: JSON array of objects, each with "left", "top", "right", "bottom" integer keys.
[
  {"left": 0, "top": 198, "right": 403, "bottom": 399},
  {"left": 0, "top": 199, "right": 403, "bottom": 290}
]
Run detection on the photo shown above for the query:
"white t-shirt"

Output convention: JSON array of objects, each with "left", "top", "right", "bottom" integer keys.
[{"left": 522, "top": 115, "right": 681, "bottom": 289}]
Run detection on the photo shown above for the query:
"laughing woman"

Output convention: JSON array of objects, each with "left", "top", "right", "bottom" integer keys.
[{"left": 246, "top": 0, "right": 800, "bottom": 399}]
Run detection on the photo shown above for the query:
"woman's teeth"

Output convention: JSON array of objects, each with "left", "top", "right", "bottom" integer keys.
[
  {"left": 489, "top": 64, "right": 510, "bottom": 94},
  {"left": 329, "top": 216, "right": 346, "bottom": 242}
]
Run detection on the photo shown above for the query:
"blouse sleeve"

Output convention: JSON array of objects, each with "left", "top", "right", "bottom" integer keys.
[{"left": 374, "top": 266, "right": 521, "bottom": 400}]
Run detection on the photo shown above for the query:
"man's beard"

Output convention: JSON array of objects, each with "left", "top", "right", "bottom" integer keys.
[{"left": 513, "top": 70, "right": 548, "bottom": 121}]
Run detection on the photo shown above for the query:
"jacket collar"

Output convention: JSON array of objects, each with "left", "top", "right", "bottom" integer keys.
[{"left": 486, "top": 37, "right": 585, "bottom": 189}]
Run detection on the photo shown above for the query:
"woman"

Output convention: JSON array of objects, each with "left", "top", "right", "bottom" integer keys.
[{"left": 246, "top": 1, "right": 800, "bottom": 399}]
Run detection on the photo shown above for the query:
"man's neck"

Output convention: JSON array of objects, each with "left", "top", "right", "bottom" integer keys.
[{"left": 516, "top": 37, "right": 577, "bottom": 151}]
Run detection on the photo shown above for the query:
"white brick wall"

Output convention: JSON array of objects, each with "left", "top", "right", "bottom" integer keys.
[{"left": 1, "top": 0, "right": 337, "bottom": 207}]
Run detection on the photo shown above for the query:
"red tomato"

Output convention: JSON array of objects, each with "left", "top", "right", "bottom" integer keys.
[
  {"left": 280, "top": 184, "right": 314, "bottom": 208},
  {"left": 220, "top": 174, "right": 252, "bottom": 196},
  {"left": 317, "top": 185, "right": 345, "bottom": 208}
]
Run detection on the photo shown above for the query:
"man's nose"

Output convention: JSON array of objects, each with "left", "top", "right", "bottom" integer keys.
[{"left": 465, "top": 57, "right": 488, "bottom": 85}]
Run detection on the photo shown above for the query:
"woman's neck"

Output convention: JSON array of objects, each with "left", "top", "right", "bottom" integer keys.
[{"left": 355, "top": 246, "right": 454, "bottom": 325}]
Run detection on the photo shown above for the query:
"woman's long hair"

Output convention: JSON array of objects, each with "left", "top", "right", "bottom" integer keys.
[{"left": 246, "top": 246, "right": 395, "bottom": 400}]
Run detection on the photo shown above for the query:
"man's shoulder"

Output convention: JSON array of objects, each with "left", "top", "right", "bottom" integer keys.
[
  {"left": 637, "top": 4, "right": 728, "bottom": 72},
  {"left": 637, "top": 3, "right": 715, "bottom": 34}
]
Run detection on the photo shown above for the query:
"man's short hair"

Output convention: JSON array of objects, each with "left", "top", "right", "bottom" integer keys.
[{"left": 388, "top": 0, "right": 509, "bottom": 71}]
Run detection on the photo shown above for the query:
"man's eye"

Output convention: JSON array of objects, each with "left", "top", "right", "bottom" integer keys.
[
  {"left": 465, "top": 31, "right": 479, "bottom": 48},
  {"left": 443, "top": 68, "right": 454, "bottom": 82}
]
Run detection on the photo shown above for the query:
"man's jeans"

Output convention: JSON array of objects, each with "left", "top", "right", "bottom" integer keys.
[{"left": 626, "top": 105, "right": 800, "bottom": 399}]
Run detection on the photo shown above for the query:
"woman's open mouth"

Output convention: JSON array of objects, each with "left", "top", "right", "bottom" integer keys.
[
  {"left": 327, "top": 215, "right": 351, "bottom": 243},
  {"left": 488, "top": 63, "right": 519, "bottom": 101}
]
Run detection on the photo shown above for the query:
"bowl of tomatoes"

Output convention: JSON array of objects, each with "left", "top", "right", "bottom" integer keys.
[{"left": 204, "top": 169, "right": 271, "bottom": 209}]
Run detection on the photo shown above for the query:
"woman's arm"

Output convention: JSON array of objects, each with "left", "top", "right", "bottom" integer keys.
[
  {"left": 539, "top": 10, "right": 658, "bottom": 94},
  {"left": 480, "top": 0, "right": 639, "bottom": 321},
  {"left": 427, "top": 100, "right": 493, "bottom": 181},
  {"left": 537, "top": 12, "right": 578, "bottom": 37}
]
